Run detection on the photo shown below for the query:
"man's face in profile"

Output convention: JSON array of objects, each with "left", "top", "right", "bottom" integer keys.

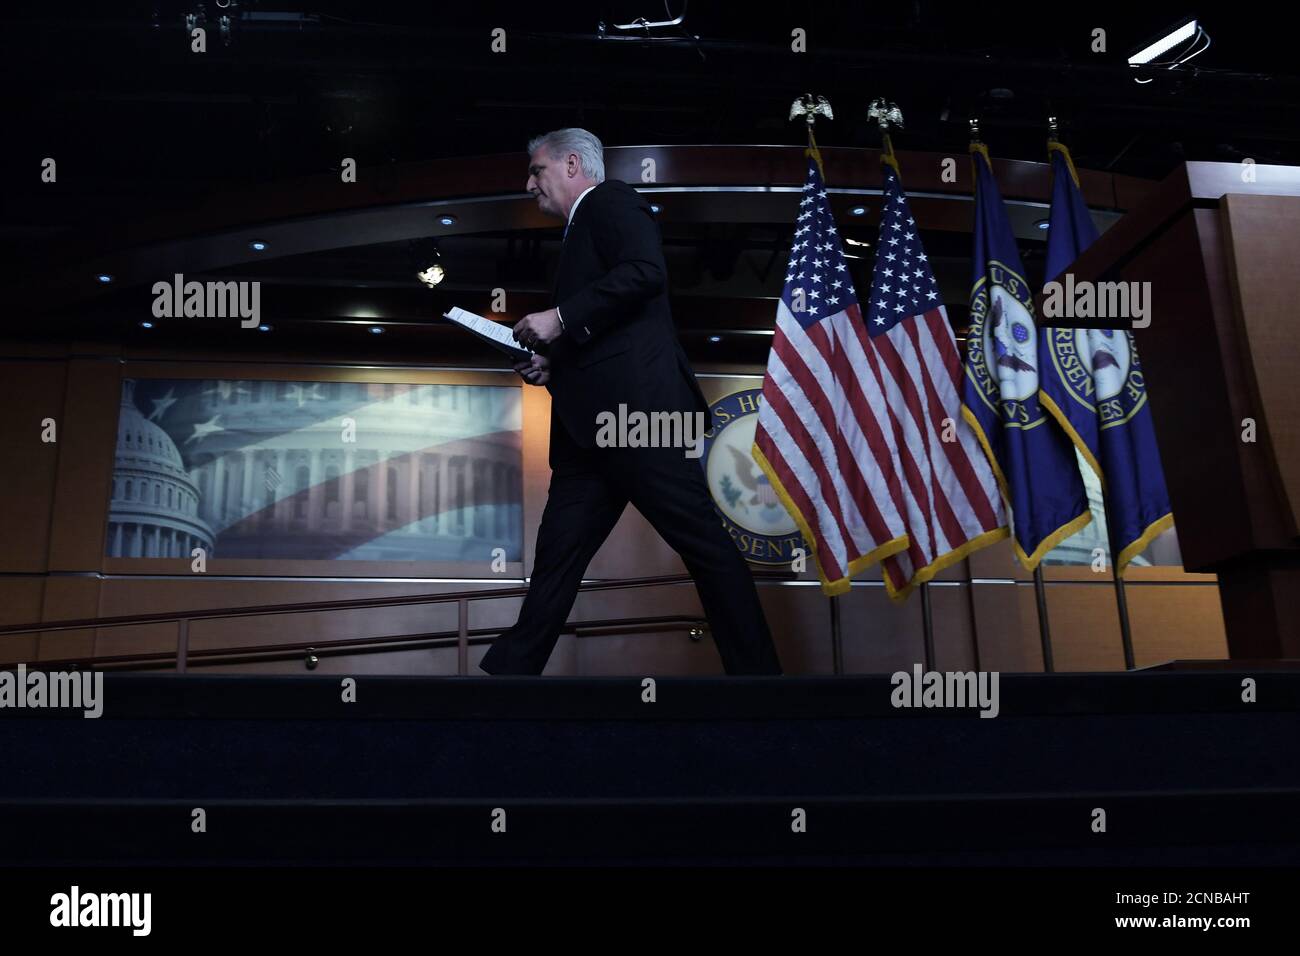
[{"left": 526, "top": 148, "right": 569, "bottom": 219}]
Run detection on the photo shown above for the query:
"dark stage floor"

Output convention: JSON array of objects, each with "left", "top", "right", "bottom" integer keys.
[{"left": 2, "top": 671, "right": 1298, "bottom": 865}]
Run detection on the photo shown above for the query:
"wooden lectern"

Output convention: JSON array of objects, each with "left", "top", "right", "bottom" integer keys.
[{"left": 1037, "top": 162, "right": 1300, "bottom": 658}]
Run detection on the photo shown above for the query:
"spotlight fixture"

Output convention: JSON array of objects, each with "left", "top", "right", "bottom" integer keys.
[
  {"left": 413, "top": 238, "right": 446, "bottom": 288},
  {"left": 257, "top": 324, "right": 272, "bottom": 332},
  {"left": 1034, "top": 219, "right": 1051, "bottom": 231},
  {"left": 598, "top": 6, "right": 696, "bottom": 43},
  {"left": 249, "top": 240, "right": 267, "bottom": 252},
  {"left": 369, "top": 326, "right": 384, "bottom": 334},
  {"left": 844, "top": 237, "right": 871, "bottom": 247},
  {"left": 96, "top": 273, "right": 113, "bottom": 283},
  {"left": 1128, "top": 18, "right": 1210, "bottom": 81},
  {"left": 140, "top": 320, "right": 154, "bottom": 328},
  {"left": 649, "top": 203, "right": 662, "bottom": 214},
  {"left": 708, "top": 335, "right": 722, "bottom": 343},
  {"left": 850, "top": 206, "right": 867, "bottom": 216},
  {"left": 418, "top": 262, "right": 446, "bottom": 288},
  {"left": 438, "top": 215, "right": 458, "bottom": 226}
]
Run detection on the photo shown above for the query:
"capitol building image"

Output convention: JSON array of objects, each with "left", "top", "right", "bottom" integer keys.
[
  {"left": 106, "top": 379, "right": 215, "bottom": 558},
  {"left": 107, "top": 378, "right": 524, "bottom": 562}
]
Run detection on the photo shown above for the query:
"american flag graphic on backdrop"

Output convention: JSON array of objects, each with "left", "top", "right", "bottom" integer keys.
[{"left": 106, "top": 377, "right": 523, "bottom": 561}]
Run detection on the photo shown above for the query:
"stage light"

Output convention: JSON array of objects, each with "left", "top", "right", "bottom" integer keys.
[
  {"left": 650, "top": 203, "right": 662, "bottom": 213},
  {"left": 415, "top": 239, "right": 446, "bottom": 288},
  {"left": 369, "top": 326, "right": 384, "bottom": 334},
  {"left": 258, "top": 324, "right": 272, "bottom": 332},
  {"left": 850, "top": 206, "right": 867, "bottom": 216},
  {"left": 1035, "top": 219, "right": 1051, "bottom": 231},
  {"left": 140, "top": 320, "right": 153, "bottom": 328},
  {"left": 438, "top": 215, "right": 458, "bottom": 226},
  {"left": 249, "top": 240, "right": 267, "bottom": 251},
  {"left": 708, "top": 335, "right": 722, "bottom": 343},
  {"left": 97, "top": 273, "right": 113, "bottom": 283},
  {"left": 1129, "top": 19, "right": 1200, "bottom": 66}
]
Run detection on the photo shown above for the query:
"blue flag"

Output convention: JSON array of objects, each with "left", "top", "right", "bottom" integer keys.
[
  {"left": 1037, "top": 142, "right": 1174, "bottom": 574},
  {"left": 961, "top": 144, "right": 1091, "bottom": 569}
]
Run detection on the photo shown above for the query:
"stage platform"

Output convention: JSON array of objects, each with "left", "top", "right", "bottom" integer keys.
[{"left": 2, "top": 671, "right": 1298, "bottom": 865}]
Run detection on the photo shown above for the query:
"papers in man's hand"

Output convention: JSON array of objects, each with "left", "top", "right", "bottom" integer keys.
[{"left": 442, "top": 307, "right": 532, "bottom": 361}]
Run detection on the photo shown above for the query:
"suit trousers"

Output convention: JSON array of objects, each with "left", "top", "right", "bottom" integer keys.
[{"left": 479, "top": 435, "right": 783, "bottom": 676}]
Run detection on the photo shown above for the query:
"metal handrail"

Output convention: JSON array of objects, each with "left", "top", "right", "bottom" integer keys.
[
  {"left": 0, "top": 572, "right": 793, "bottom": 675},
  {"left": 23, "top": 615, "right": 712, "bottom": 672}
]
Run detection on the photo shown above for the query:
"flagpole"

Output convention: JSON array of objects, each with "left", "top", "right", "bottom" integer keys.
[
  {"left": 921, "top": 581, "right": 936, "bottom": 671},
  {"left": 829, "top": 594, "right": 844, "bottom": 675},
  {"left": 1033, "top": 566, "right": 1055, "bottom": 672},
  {"left": 790, "top": 92, "right": 843, "bottom": 675},
  {"left": 1048, "top": 116, "right": 1135, "bottom": 671},
  {"left": 1101, "top": 505, "right": 1136, "bottom": 670},
  {"left": 1111, "top": 547, "right": 1136, "bottom": 670},
  {"left": 973, "top": 114, "right": 1057, "bottom": 673},
  {"left": 871, "top": 100, "right": 941, "bottom": 670}
]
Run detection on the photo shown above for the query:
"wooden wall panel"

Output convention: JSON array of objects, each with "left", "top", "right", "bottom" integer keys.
[
  {"left": 1041, "top": 585, "right": 1127, "bottom": 673},
  {"left": 45, "top": 356, "right": 119, "bottom": 572},
  {"left": 0, "top": 354, "right": 1231, "bottom": 676},
  {"left": 0, "top": 360, "right": 66, "bottom": 572},
  {"left": 0, "top": 579, "right": 45, "bottom": 664},
  {"left": 1221, "top": 194, "right": 1300, "bottom": 536},
  {"left": 1127, "top": 585, "right": 1229, "bottom": 667}
]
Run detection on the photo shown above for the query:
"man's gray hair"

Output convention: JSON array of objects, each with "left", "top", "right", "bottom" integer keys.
[{"left": 527, "top": 128, "right": 605, "bottom": 183}]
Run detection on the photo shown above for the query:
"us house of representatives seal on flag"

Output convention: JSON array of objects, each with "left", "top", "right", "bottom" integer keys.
[{"left": 701, "top": 387, "right": 805, "bottom": 565}]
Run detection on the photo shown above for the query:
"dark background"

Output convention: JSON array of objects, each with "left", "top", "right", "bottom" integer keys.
[{"left": 3, "top": 1, "right": 1291, "bottom": 355}]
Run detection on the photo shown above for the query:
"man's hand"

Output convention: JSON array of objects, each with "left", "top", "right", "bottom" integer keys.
[
  {"left": 513, "top": 353, "right": 551, "bottom": 386},
  {"left": 513, "top": 308, "right": 562, "bottom": 350}
]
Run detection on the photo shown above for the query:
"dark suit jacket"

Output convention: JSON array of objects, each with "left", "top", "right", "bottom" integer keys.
[{"left": 544, "top": 178, "right": 709, "bottom": 464}]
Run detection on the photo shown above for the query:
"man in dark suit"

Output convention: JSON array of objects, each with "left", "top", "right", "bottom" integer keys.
[{"left": 478, "top": 128, "right": 783, "bottom": 676}]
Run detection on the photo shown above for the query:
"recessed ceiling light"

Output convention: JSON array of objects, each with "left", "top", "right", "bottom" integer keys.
[
  {"left": 438, "top": 215, "right": 458, "bottom": 226},
  {"left": 649, "top": 203, "right": 662, "bottom": 214},
  {"left": 258, "top": 324, "right": 272, "bottom": 332},
  {"left": 1035, "top": 219, "right": 1050, "bottom": 231},
  {"left": 248, "top": 240, "right": 268, "bottom": 251},
  {"left": 139, "top": 320, "right": 153, "bottom": 328},
  {"left": 369, "top": 326, "right": 384, "bottom": 334},
  {"left": 97, "top": 273, "right": 113, "bottom": 283},
  {"left": 708, "top": 335, "right": 722, "bottom": 343},
  {"left": 850, "top": 206, "right": 866, "bottom": 216}
]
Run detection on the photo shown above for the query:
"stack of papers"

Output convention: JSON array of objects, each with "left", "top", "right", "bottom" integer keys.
[{"left": 442, "top": 307, "right": 533, "bottom": 361}]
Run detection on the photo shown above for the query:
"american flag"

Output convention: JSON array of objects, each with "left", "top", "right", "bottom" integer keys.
[
  {"left": 866, "top": 156, "right": 1006, "bottom": 597},
  {"left": 752, "top": 145, "right": 1007, "bottom": 598},
  {"left": 752, "top": 147, "right": 913, "bottom": 595}
]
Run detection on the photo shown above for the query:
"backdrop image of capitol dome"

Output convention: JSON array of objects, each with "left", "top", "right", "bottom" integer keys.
[{"left": 106, "top": 377, "right": 524, "bottom": 562}]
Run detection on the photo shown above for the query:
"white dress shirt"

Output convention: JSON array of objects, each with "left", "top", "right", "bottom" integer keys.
[
  {"left": 564, "top": 184, "right": 597, "bottom": 239},
  {"left": 557, "top": 183, "right": 598, "bottom": 334}
]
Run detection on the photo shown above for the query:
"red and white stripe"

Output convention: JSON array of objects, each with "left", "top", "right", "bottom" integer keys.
[
  {"left": 873, "top": 306, "right": 1004, "bottom": 594},
  {"left": 755, "top": 299, "right": 911, "bottom": 589}
]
